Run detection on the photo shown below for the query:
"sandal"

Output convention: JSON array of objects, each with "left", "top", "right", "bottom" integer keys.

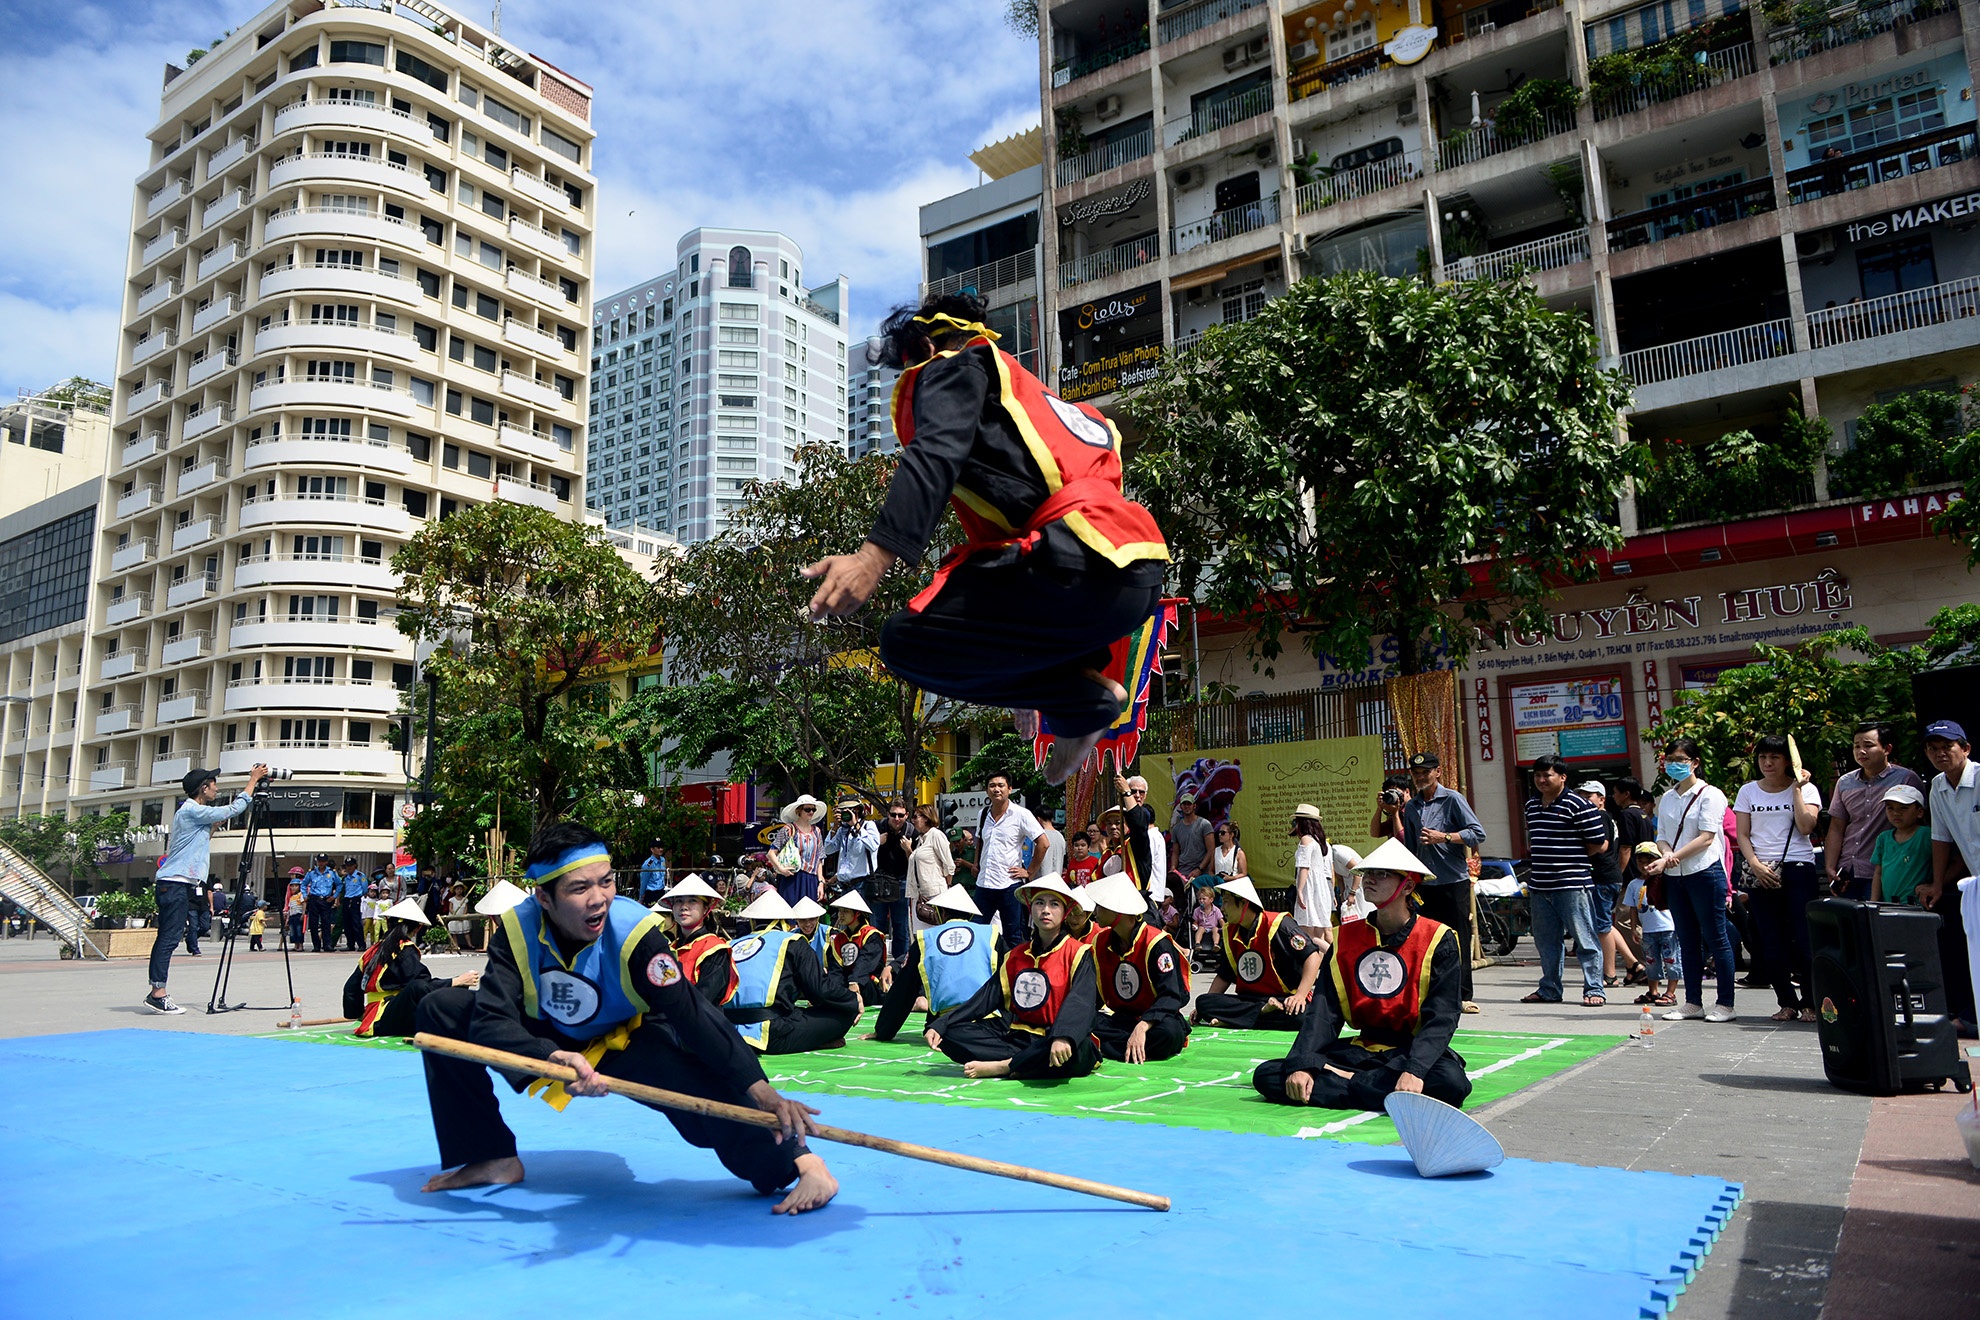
[
  {"left": 1520, "top": 991, "right": 1560, "bottom": 1004},
  {"left": 1634, "top": 990, "right": 1658, "bottom": 1004},
  {"left": 1624, "top": 964, "right": 1649, "bottom": 986},
  {"left": 1582, "top": 994, "right": 1607, "bottom": 1007},
  {"left": 1604, "top": 974, "right": 1625, "bottom": 988},
  {"left": 1651, "top": 992, "right": 1677, "bottom": 1007},
  {"left": 1769, "top": 1006, "right": 1797, "bottom": 1022}
]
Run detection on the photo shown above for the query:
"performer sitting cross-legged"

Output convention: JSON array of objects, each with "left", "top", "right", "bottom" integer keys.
[
  {"left": 1252, "top": 839, "right": 1472, "bottom": 1113},
  {"left": 925, "top": 875, "right": 1101, "bottom": 1080},
  {"left": 1192, "top": 876, "right": 1322, "bottom": 1031},
  {"left": 659, "top": 874, "right": 737, "bottom": 1008},
  {"left": 724, "top": 892, "right": 861, "bottom": 1055},
  {"left": 801, "top": 293, "right": 1170, "bottom": 785},
  {"left": 344, "top": 897, "right": 480, "bottom": 1038},
  {"left": 1085, "top": 873, "right": 1190, "bottom": 1063},
  {"left": 413, "top": 822, "right": 838, "bottom": 1214},
  {"left": 824, "top": 891, "right": 889, "bottom": 1007},
  {"left": 789, "top": 896, "right": 831, "bottom": 967},
  {"left": 867, "top": 885, "right": 998, "bottom": 1043}
]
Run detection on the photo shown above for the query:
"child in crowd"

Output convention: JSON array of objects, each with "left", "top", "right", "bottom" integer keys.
[
  {"left": 1065, "top": 832, "right": 1101, "bottom": 885},
  {"left": 1627, "top": 843, "right": 1679, "bottom": 1008},
  {"left": 1156, "top": 891, "right": 1180, "bottom": 938},
  {"left": 1870, "top": 785, "right": 1932, "bottom": 905},
  {"left": 1190, "top": 879, "right": 1224, "bottom": 967},
  {"left": 248, "top": 903, "right": 265, "bottom": 951}
]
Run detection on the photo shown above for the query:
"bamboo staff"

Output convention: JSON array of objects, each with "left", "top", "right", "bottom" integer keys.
[
  {"left": 412, "top": 1033, "right": 1169, "bottom": 1211},
  {"left": 278, "top": 1016, "right": 355, "bottom": 1028}
]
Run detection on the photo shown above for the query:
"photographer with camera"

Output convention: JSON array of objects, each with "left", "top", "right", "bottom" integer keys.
[
  {"left": 144, "top": 764, "right": 270, "bottom": 1014},
  {"left": 823, "top": 799, "right": 880, "bottom": 904}
]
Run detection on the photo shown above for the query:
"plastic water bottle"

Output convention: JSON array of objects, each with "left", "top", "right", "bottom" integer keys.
[
  {"left": 1638, "top": 1008, "right": 1656, "bottom": 1048},
  {"left": 290, "top": 999, "right": 302, "bottom": 1032}
]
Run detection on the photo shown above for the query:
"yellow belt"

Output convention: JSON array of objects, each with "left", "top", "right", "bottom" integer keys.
[{"left": 527, "top": 1015, "right": 643, "bottom": 1111}]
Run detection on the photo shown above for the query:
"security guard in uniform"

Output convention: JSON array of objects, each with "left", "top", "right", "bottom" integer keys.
[
  {"left": 659, "top": 874, "right": 737, "bottom": 1008},
  {"left": 344, "top": 898, "right": 479, "bottom": 1037},
  {"left": 304, "top": 854, "right": 338, "bottom": 952},
  {"left": 1192, "top": 875, "right": 1322, "bottom": 1030},
  {"left": 338, "top": 857, "right": 368, "bottom": 952},
  {"left": 824, "top": 891, "right": 888, "bottom": 1006},
  {"left": 1086, "top": 873, "right": 1190, "bottom": 1063},
  {"left": 925, "top": 875, "right": 1101, "bottom": 1079},
  {"left": 868, "top": 885, "right": 998, "bottom": 1042},
  {"left": 724, "top": 892, "right": 860, "bottom": 1055}
]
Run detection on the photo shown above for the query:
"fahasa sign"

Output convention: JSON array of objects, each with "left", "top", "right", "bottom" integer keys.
[{"left": 1857, "top": 488, "right": 1963, "bottom": 523}]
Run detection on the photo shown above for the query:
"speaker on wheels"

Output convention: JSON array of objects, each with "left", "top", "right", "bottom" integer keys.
[{"left": 1807, "top": 898, "right": 1972, "bottom": 1095}]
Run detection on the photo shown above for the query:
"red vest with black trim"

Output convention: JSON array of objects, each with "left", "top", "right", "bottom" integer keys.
[
  {"left": 353, "top": 937, "right": 416, "bottom": 1037},
  {"left": 1221, "top": 909, "right": 1298, "bottom": 997},
  {"left": 1329, "top": 915, "right": 1450, "bottom": 1042},
  {"left": 891, "top": 339, "right": 1168, "bottom": 613},
  {"left": 999, "top": 933, "right": 1092, "bottom": 1036},
  {"left": 674, "top": 929, "right": 738, "bottom": 1006},
  {"left": 1094, "top": 919, "right": 1175, "bottom": 1016},
  {"left": 828, "top": 924, "right": 883, "bottom": 973}
]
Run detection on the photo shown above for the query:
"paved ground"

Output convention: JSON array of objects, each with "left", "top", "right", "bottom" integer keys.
[{"left": 3, "top": 931, "right": 1974, "bottom": 1318}]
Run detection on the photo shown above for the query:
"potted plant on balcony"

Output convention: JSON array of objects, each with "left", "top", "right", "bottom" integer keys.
[{"left": 1491, "top": 78, "right": 1582, "bottom": 143}]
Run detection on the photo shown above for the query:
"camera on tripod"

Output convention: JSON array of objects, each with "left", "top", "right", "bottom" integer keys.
[{"left": 261, "top": 766, "right": 294, "bottom": 781}]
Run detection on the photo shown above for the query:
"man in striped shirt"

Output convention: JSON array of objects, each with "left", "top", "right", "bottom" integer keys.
[{"left": 1520, "top": 755, "right": 1610, "bottom": 1007}]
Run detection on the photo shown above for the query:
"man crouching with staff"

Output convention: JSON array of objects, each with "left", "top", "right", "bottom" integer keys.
[{"left": 414, "top": 821, "right": 839, "bottom": 1214}]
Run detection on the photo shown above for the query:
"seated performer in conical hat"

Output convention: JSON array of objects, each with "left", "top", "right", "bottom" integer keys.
[
  {"left": 1190, "top": 875, "right": 1322, "bottom": 1030},
  {"left": 1086, "top": 873, "right": 1190, "bottom": 1063},
  {"left": 344, "top": 897, "right": 480, "bottom": 1038},
  {"left": 825, "top": 891, "right": 889, "bottom": 1007}
]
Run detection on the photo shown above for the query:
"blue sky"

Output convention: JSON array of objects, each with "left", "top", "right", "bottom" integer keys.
[{"left": 0, "top": 0, "right": 1041, "bottom": 396}]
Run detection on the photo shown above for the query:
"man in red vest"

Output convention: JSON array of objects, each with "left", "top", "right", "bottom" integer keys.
[
  {"left": 1252, "top": 839, "right": 1472, "bottom": 1111},
  {"left": 1086, "top": 873, "right": 1190, "bottom": 1063},
  {"left": 1192, "top": 876, "right": 1322, "bottom": 1030},
  {"left": 924, "top": 875, "right": 1101, "bottom": 1079},
  {"left": 802, "top": 293, "right": 1168, "bottom": 785}
]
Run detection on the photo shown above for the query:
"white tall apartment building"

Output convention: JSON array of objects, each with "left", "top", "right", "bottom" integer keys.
[
  {"left": 586, "top": 229, "right": 850, "bottom": 542},
  {"left": 87, "top": 0, "right": 595, "bottom": 859}
]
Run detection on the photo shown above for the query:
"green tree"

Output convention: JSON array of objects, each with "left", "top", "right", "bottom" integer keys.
[
  {"left": 1121, "top": 271, "right": 1639, "bottom": 675},
  {"left": 391, "top": 501, "right": 661, "bottom": 821},
  {"left": 0, "top": 810, "right": 135, "bottom": 891}
]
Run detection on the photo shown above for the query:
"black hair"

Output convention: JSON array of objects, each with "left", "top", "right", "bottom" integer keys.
[
  {"left": 1531, "top": 753, "right": 1570, "bottom": 777},
  {"left": 1852, "top": 720, "right": 1896, "bottom": 749},
  {"left": 985, "top": 771, "right": 1011, "bottom": 788},
  {"left": 1613, "top": 775, "right": 1646, "bottom": 801},
  {"left": 524, "top": 820, "right": 609, "bottom": 898},
  {"left": 1381, "top": 773, "right": 1411, "bottom": 794},
  {"left": 1217, "top": 821, "right": 1242, "bottom": 842},
  {"left": 1291, "top": 817, "right": 1329, "bottom": 847},
  {"left": 1753, "top": 733, "right": 1791, "bottom": 760},
  {"left": 1662, "top": 737, "right": 1705, "bottom": 760},
  {"left": 870, "top": 292, "right": 991, "bottom": 371}
]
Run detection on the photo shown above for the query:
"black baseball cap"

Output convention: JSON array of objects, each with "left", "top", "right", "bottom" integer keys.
[
  {"left": 181, "top": 767, "right": 219, "bottom": 797},
  {"left": 1408, "top": 752, "right": 1441, "bottom": 770}
]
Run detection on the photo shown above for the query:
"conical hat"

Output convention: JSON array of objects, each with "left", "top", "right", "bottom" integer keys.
[
  {"left": 1085, "top": 873, "right": 1147, "bottom": 917},
  {"left": 931, "top": 885, "right": 980, "bottom": 916},
  {"left": 1383, "top": 1091, "right": 1506, "bottom": 1178},
  {"left": 1354, "top": 837, "right": 1436, "bottom": 877},
  {"left": 473, "top": 880, "right": 528, "bottom": 916},
  {"left": 1016, "top": 873, "right": 1076, "bottom": 904},
  {"left": 1215, "top": 875, "right": 1266, "bottom": 908},
  {"left": 788, "top": 896, "right": 827, "bottom": 920},
  {"left": 739, "top": 891, "right": 797, "bottom": 922},
  {"left": 1070, "top": 885, "right": 1095, "bottom": 912},
  {"left": 662, "top": 874, "right": 721, "bottom": 901},
  {"left": 830, "top": 890, "right": 872, "bottom": 914},
  {"left": 382, "top": 898, "right": 429, "bottom": 925}
]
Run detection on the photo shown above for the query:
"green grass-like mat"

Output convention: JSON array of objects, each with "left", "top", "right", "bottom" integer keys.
[{"left": 265, "top": 1011, "right": 1619, "bottom": 1144}]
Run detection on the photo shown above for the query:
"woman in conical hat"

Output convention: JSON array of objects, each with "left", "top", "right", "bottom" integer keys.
[{"left": 344, "top": 897, "right": 479, "bottom": 1038}]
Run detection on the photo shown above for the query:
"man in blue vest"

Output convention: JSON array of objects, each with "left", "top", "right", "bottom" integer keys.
[
  {"left": 866, "top": 885, "right": 998, "bottom": 1042},
  {"left": 339, "top": 857, "right": 368, "bottom": 952},
  {"left": 304, "top": 854, "right": 338, "bottom": 952},
  {"left": 725, "top": 892, "right": 861, "bottom": 1054},
  {"left": 413, "top": 821, "right": 838, "bottom": 1214}
]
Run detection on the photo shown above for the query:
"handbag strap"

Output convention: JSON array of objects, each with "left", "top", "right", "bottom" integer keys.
[{"left": 1663, "top": 787, "right": 1707, "bottom": 851}]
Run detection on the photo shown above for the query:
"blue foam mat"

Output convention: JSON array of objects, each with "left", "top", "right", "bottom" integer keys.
[{"left": 0, "top": 1032, "right": 1739, "bottom": 1319}]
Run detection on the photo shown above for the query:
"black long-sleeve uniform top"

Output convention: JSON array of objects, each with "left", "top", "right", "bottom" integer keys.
[
  {"left": 1097, "top": 921, "right": 1191, "bottom": 1019},
  {"left": 342, "top": 938, "right": 442, "bottom": 1019},
  {"left": 866, "top": 344, "right": 1098, "bottom": 572},
  {"left": 1212, "top": 914, "right": 1315, "bottom": 993},
  {"left": 692, "top": 946, "right": 734, "bottom": 1008},
  {"left": 831, "top": 929, "right": 888, "bottom": 989},
  {"left": 470, "top": 920, "right": 767, "bottom": 1095},
  {"left": 928, "top": 929, "right": 1100, "bottom": 1045},
  {"left": 1121, "top": 802, "right": 1156, "bottom": 889},
  {"left": 724, "top": 935, "right": 860, "bottom": 1024},
  {"left": 1282, "top": 913, "right": 1464, "bottom": 1080}
]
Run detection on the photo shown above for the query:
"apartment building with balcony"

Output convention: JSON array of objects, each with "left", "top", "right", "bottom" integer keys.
[
  {"left": 1037, "top": 0, "right": 1980, "bottom": 850},
  {"left": 585, "top": 229, "right": 850, "bottom": 542},
  {"left": 86, "top": 0, "right": 595, "bottom": 860}
]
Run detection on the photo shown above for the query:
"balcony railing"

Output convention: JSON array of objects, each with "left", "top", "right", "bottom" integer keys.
[
  {"left": 1173, "top": 192, "right": 1280, "bottom": 254},
  {"left": 924, "top": 250, "right": 1038, "bottom": 301},
  {"left": 1766, "top": 0, "right": 1957, "bottom": 65},
  {"left": 1439, "top": 227, "right": 1591, "bottom": 282},
  {"left": 1165, "top": 85, "right": 1275, "bottom": 147},
  {"left": 1058, "top": 234, "right": 1162, "bottom": 289},
  {"left": 1806, "top": 274, "right": 1980, "bottom": 349},
  {"left": 1590, "top": 43, "right": 1755, "bottom": 122},
  {"left": 1056, "top": 127, "right": 1155, "bottom": 185},
  {"left": 1619, "top": 318, "right": 1796, "bottom": 386},
  {"left": 1437, "top": 106, "right": 1577, "bottom": 170},
  {"left": 1288, "top": 48, "right": 1384, "bottom": 102},
  {"left": 1295, "top": 151, "right": 1421, "bottom": 213},
  {"left": 1605, "top": 177, "right": 1778, "bottom": 251},
  {"left": 1785, "top": 123, "right": 1977, "bottom": 204},
  {"left": 1052, "top": 29, "right": 1151, "bottom": 87},
  {"left": 1159, "top": 0, "right": 1266, "bottom": 45}
]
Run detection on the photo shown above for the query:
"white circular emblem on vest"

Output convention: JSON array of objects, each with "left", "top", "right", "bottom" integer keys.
[
  {"left": 839, "top": 942, "right": 859, "bottom": 967},
  {"left": 1356, "top": 949, "right": 1408, "bottom": 999},
  {"left": 1113, "top": 962, "right": 1142, "bottom": 1001},
  {"left": 536, "top": 970, "right": 601, "bottom": 1026},
  {"left": 935, "top": 925, "right": 975, "bottom": 955},
  {"left": 1011, "top": 968, "right": 1051, "bottom": 1010},
  {"left": 1236, "top": 950, "right": 1266, "bottom": 983},
  {"left": 731, "top": 936, "right": 765, "bottom": 962},
  {"left": 1044, "top": 393, "right": 1113, "bottom": 449}
]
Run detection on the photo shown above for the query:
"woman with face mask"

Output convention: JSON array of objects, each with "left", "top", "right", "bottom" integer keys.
[{"left": 1639, "top": 739, "right": 1738, "bottom": 1023}]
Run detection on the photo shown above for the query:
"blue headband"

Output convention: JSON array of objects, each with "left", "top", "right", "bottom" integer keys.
[{"left": 524, "top": 843, "right": 613, "bottom": 884}]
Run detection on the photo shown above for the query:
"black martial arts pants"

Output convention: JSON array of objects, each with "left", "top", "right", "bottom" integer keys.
[
  {"left": 1092, "top": 1009, "right": 1188, "bottom": 1062},
  {"left": 1193, "top": 992, "right": 1305, "bottom": 1030},
  {"left": 937, "top": 1019, "right": 1101, "bottom": 1079},
  {"left": 341, "top": 896, "right": 364, "bottom": 951},
  {"left": 763, "top": 1003, "right": 859, "bottom": 1055},
  {"left": 1252, "top": 1042, "right": 1472, "bottom": 1113},
  {"left": 415, "top": 986, "right": 804, "bottom": 1193},
  {"left": 306, "top": 895, "right": 333, "bottom": 951},
  {"left": 1414, "top": 882, "right": 1475, "bottom": 1001},
  {"left": 879, "top": 552, "right": 1164, "bottom": 739}
]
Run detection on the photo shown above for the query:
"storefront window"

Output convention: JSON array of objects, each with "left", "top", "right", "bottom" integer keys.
[{"left": 1857, "top": 236, "right": 1938, "bottom": 297}]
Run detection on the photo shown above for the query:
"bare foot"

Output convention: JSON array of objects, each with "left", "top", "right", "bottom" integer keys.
[
  {"left": 824, "top": 1037, "right": 847, "bottom": 1050},
  {"left": 420, "top": 1156, "right": 524, "bottom": 1192},
  {"left": 771, "top": 1153, "right": 839, "bottom": 1214},
  {"left": 1083, "top": 667, "right": 1128, "bottom": 708},
  {"left": 912, "top": 996, "right": 928, "bottom": 1012},
  {"left": 1043, "top": 729, "right": 1103, "bottom": 785},
  {"left": 961, "top": 1059, "right": 1012, "bottom": 1078}
]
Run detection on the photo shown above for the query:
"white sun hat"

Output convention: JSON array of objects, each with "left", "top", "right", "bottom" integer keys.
[
  {"left": 830, "top": 890, "right": 873, "bottom": 914},
  {"left": 1383, "top": 1091, "right": 1506, "bottom": 1178},
  {"left": 931, "top": 885, "right": 981, "bottom": 916},
  {"left": 662, "top": 874, "right": 721, "bottom": 902},
  {"left": 788, "top": 896, "right": 827, "bottom": 920},
  {"left": 779, "top": 794, "right": 826, "bottom": 825},
  {"left": 738, "top": 891, "right": 797, "bottom": 922},
  {"left": 473, "top": 879, "right": 529, "bottom": 916},
  {"left": 1084, "top": 873, "right": 1147, "bottom": 918},
  {"left": 1214, "top": 875, "right": 1266, "bottom": 909},
  {"left": 382, "top": 898, "right": 430, "bottom": 925},
  {"left": 1353, "top": 838, "right": 1437, "bottom": 877}
]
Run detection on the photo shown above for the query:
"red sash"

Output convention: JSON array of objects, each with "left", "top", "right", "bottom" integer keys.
[
  {"left": 1329, "top": 916, "right": 1449, "bottom": 1040},
  {"left": 1000, "top": 934, "right": 1092, "bottom": 1036},
  {"left": 675, "top": 930, "right": 738, "bottom": 1006}
]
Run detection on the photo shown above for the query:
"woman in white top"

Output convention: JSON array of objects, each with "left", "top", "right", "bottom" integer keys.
[
  {"left": 1640, "top": 737, "right": 1739, "bottom": 1022},
  {"left": 1289, "top": 804, "right": 1335, "bottom": 949},
  {"left": 1734, "top": 733, "right": 1823, "bottom": 1022},
  {"left": 1210, "top": 822, "right": 1246, "bottom": 878},
  {"left": 906, "top": 804, "right": 955, "bottom": 933}
]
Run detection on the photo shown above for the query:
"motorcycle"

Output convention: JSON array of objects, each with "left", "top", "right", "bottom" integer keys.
[{"left": 1473, "top": 858, "right": 1531, "bottom": 958}]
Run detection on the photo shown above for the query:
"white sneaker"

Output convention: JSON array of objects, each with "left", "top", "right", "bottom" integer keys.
[
  {"left": 142, "top": 994, "right": 185, "bottom": 1015},
  {"left": 1662, "top": 1003, "right": 1705, "bottom": 1021},
  {"left": 1704, "top": 1006, "right": 1737, "bottom": 1023}
]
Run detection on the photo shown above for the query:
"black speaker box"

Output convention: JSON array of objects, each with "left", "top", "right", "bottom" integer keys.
[{"left": 1806, "top": 898, "right": 1972, "bottom": 1095}]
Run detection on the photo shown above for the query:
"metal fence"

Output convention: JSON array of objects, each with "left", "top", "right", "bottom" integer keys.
[
  {"left": 1058, "top": 234, "right": 1162, "bottom": 289},
  {"left": 1055, "top": 127, "right": 1154, "bottom": 185},
  {"left": 1439, "top": 227, "right": 1590, "bottom": 283},
  {"left": 1437, "top": 105, "right": 1577, "bottom": 170},
  {"left": 1806, "top": 274, "right": 1980, "bottom": 349},
  {"left": 1158, "top": 0, "right": 1266, "bottom": 45},
  {"left": 1294, "top": 150, "right": 1421, "bottom": 214},
  {"left": 1165, "top": 84, "right": 1275, "bottom": 147},
  {"left": 1785, "top": 123, "right": 1976, "bottom": 204},
  {"left": 1619, "top": 318, "right": 1795, "bottom": 386},
  {"left": 923, "top": 250, "right": 1036, "bottom": 301},
  {"left": 1172, "top": 192, "right": 1281, "bottom": 253},
  {"left": 1591, "top": 42, "right": 1754, "bottom": 121},
  {"left": 1767, "top": 0, "right": 1957, "bottom": 64},
  {"left": 1605, "top": 177, "right": 1777, "bottom": 251}
]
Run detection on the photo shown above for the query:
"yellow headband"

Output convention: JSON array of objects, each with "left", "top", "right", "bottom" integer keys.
[{"left": 912, "top": 312, "right": 1001, "bottom": 341}]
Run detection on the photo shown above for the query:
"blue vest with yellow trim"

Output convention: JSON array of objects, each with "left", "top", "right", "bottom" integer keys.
[
  {"left": 499, "top": 895, "right": 661, "bottom": 1044},
  {"left": 728, "top": 928, "right": 800, "bottom": 1050},
  {"left": 916, "top": 919, "right": 996, "bottom": 1017}
]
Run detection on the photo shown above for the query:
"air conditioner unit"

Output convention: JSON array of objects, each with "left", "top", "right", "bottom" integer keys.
[
  {"left": 1289, "top": 39, "right": 1319, "bottom": 63},
  {"left": 1397, "top": 99, "right": 1418, "bottom": 125},
  {"left": 1223, "top": 44, "right": 1251, "bottom": 71},
  {"left": 1246, "top": 36, "right": 1271, "bottom": 62},
  {"left": 1185, "top": 287, "right": 1206, "bottom": 304},
  {"left": 1795, "top": 231, "right": 1838, "bottom": 260},
  {"left": 1175, "top": 165, "right": 1207, "bottom": 190},
  {"left": 1292, "top": 137, "right": 1309, "bottom": 160},
  {"left": 1096, "top": 94, "right": 1123, "bottom": 121},
  {"left": 1253, "top": 141, "right": 1276, "bottom": 165}
]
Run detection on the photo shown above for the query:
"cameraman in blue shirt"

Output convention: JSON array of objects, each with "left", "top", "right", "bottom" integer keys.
[{"left": 145, "top": 764, "right": 268, "bottom": 1013}]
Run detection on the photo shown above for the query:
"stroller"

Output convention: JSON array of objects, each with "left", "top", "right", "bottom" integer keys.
[{"left": 1473, "top": 857, "right": 1530, "bottom": 957}]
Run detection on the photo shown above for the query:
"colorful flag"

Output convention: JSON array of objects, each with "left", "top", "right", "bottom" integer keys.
[{"left": 1031, "top": 598, "right": 1181, "bottom": 777}]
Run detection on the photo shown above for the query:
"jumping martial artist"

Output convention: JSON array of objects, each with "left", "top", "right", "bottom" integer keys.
[
  {"left": 344, "top": 897, "right": 479, "bottom": 1038},
  {"left": 824, "top": 891, "right": 889, "bottom": 1007},
  {"left": 925, "top": 875, "right": 1101, "bottom": 1079},
  {"left": 724, "top": 892, "right": 861, "bottom": 1055},
  {"left": 412, "top": 822, "right": 838, "bottom": 1213},
  {"left": 1085, "top": 873, "right": 1190, "bottom": 1063},
  {"left": 660, "top": 874, "right": 737, "bottom": 1008},
  {"left": 801, "top": 292, "right": 1169, "bottom": 784},
  {"left": 1191, "top": 875, "right": 1322, "bottom": 1031},
  {"left": 867, "top": 885, "right": 998, "bottom": 1043},
  {"left": 1252, "top": 839, "right": 1471, "bottom": 1112}
]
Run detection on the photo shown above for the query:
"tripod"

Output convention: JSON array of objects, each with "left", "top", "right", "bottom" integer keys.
[{"left": 206, "top": 793, "right": 298, "bottom": 1015}]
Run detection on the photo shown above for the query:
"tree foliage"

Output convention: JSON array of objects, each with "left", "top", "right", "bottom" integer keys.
[
  {"left": 0, "top": 810, "right": 135, "bottom": 890},
  {"left": 1120, "top": 271, "right": 1639, "bottom": 675}
]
